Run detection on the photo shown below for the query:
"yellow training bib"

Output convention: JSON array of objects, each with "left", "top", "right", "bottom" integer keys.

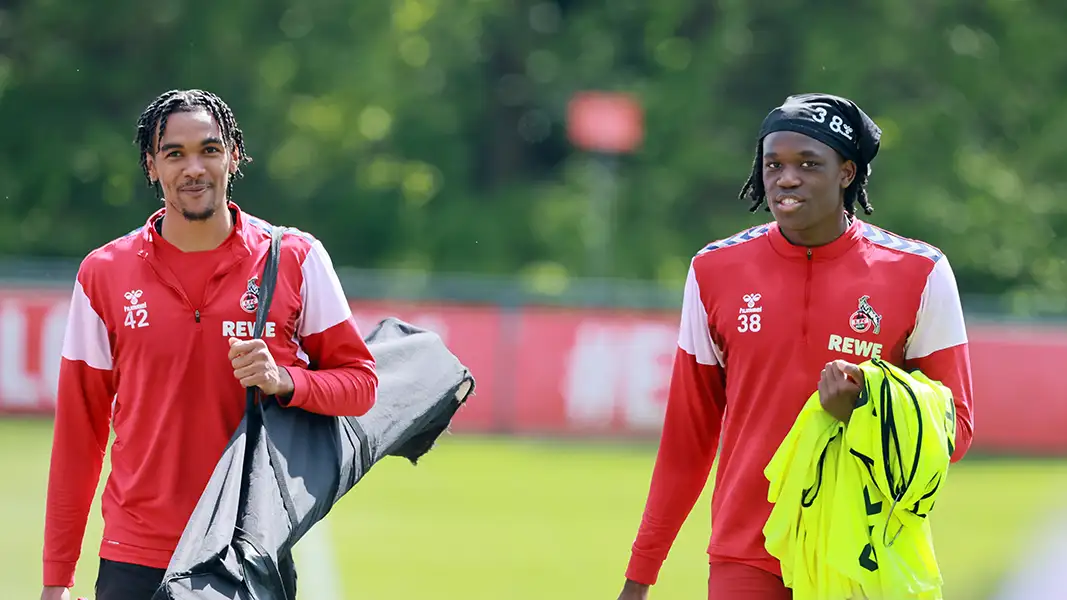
[{"left": 764, "top": 358, "right": 957, "bottom": 600}]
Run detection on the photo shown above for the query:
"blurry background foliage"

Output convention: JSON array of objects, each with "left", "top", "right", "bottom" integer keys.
[{"left": 1, "top": 0, "right": 1065, "bottom": 316}]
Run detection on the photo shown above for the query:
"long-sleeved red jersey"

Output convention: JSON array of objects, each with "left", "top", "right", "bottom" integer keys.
[
  {"left": 625, "top": 217, "right": 974, "bottom": 585},
  {"left": 43, "top": 203, "right": 378, "bottom": 588}
]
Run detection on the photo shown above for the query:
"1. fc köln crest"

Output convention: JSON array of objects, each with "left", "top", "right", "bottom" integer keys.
[
  {"left": 240, "top": 276, "right": 260, "bottom": 314},
  {"left": 850, "top": 295, "right": 883, "bottom": 335}
]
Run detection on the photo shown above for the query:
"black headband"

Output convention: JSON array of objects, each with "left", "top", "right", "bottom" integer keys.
[{"left": 758, "top": 93, "right": 882, "bottom": 169}]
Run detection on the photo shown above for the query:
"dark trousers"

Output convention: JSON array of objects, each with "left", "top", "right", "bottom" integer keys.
[{"left": 95, "top": 558, "right": 166, "bottom": 600}]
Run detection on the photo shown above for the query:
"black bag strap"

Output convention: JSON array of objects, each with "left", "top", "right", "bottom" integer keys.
[
  {"left": 242, "top": 226, "right": 300, "bottom": 597},
  {"left": 254, "top": 226, "right": 299, "bottom": 523},
  {"left": 242, "top": 224, "right": 284, "bottom": 411},
  {"left": 253, "top": 226, "right": 285, "bottom": 357},
  {"left": 153, "top": 226, "right": 294, "bottom": 600},
  {"left": 239, "top": 224, "right": 285, "bottom": 498}
]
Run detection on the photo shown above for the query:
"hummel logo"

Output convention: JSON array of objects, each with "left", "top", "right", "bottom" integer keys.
[{"left": 123, "top": 290, "right": 149, "bottom": 329}]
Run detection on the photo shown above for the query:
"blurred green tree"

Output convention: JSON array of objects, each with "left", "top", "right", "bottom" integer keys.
[{"left": 0, "top": 0, "right": 1063, "bottom": 314}]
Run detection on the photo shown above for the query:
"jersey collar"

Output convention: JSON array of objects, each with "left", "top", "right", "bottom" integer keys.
[
  {"left": 767, "top": 214, "right": 864, "bottom": 261},
  {"left": 136, "top": 201, "right": 253, "bottom": 259}
]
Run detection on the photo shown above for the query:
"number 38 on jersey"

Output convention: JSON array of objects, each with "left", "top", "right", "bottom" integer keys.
[
  {"left": 738, "top": 313, "right": 761, "bottom": 333},
  {"left": 738, "top": 292, "right": 762, "bottom": 333}
]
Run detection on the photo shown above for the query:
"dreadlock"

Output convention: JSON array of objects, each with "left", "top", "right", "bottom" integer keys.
[
  {"left": 134, "top": 89, "right": 252, "bottom": 198},
  {"left": 737, "top": 141, "right": 874, "bottom": 217}
]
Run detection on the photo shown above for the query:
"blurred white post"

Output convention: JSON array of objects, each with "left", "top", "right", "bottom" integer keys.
[
  {"left": 990, "top": 507, "right": 1067, "bottom": 600},
  {"left": 585, "top": 153, "right": 619, "bottom": 278},
  {"left": 566, "top": 91, "right": 644, "bottom": 278},
  {"left": 293, "top": 517, "right": 345, "bottom": 600}
]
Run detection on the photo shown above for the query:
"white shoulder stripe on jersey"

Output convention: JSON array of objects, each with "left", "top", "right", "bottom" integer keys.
[
  {"left": 905, "top": 255, "right": 968, "bottom": 360},
  {"left": 698, "top": 223, "right": 772, "bottom": 255},
  {"left": 677, "top": 261, "right": 723, "bottom": 366},
  {"left": 298, "top": 239, "right": 353, "bottom": 338},
  {"left": 861, "top": 223, "right": 943, "bottom": 262},
  {"left": 61, "top": 280, "right": 113, "bottom": 370}
]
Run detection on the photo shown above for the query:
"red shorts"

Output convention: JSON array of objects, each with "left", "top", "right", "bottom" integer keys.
[{"left": 708, "top": 561, "right": 792, "bottom": 600}]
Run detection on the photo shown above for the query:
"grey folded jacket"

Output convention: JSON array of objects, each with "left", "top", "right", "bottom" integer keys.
[{"left": 152, "top": 317, "right": 475, "bottom": 600}]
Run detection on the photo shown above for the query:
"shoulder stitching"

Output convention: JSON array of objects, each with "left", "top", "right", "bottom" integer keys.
[
  {"left": 860, "top": 223, "right": 943, "bottom": 263},
  {"left": 244, "top": 215, "right": 274, "bottom": 236},
  {"left": 282, "top": 226, "right": 317, "bottom": 244},
  {"left": 246, "top": 215, "right": 318, "bottom": 245},
  {"left": 697, "top": 223, "right": 772, "bottom": 255}
]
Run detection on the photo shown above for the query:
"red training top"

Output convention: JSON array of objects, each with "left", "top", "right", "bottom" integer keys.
[
  {"left": 43, "top": 203, "right": 378, "bottom": 588},
  {"left": 625, "top": 218, "right": 975, "bottom": 585}
]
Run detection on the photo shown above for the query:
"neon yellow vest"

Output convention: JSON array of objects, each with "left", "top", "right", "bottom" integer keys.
[{"left": 763, "top": 358, "right": 957, "bottom": 600}]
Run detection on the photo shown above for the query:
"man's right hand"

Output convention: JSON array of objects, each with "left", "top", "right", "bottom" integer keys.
[
  {"left": 617, "top": 579, "right": 650, "bottom": 600},
  {"left": 39, "top": 586, "right": 71, "bottom": 600}
]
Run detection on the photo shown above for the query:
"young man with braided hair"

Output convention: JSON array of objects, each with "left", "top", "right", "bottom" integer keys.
[
  {"left": 40, "top": 89, "right": 379, "bottom": 600},
  {"left": 616, "top": 93, "right": 975, "bottom": 599}
]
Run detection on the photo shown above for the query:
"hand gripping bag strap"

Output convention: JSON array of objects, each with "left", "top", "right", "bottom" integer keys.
[
  {"left": 237, "top": 224, "right": 284, "bottom": 518},
  {"left": 241, "top": 225, "right": 284, "bottom": 434},
  {"left": 234, "top": 226, "right": 298, "bottom": 600},
  {"left": 254, "top": 226, "right": 300, "bottom": 531},
  {"left": 153, "top": 226, "right": 294, "bottom": 600}
]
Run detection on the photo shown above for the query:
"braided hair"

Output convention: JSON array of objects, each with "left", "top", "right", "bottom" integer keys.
[
  {"left": 134, "top": 89, "right": 252, "bottom": 198},
  {"left": 737, "top": 141, "right": 874, "bottom": 216}
]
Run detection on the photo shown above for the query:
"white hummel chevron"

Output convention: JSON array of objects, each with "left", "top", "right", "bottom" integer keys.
[
  {"left": 860, "top": 224, "right": 943, "bottom": 262},
  {"left": 700, "top": 223, "right": 772, "bottom": 254}
]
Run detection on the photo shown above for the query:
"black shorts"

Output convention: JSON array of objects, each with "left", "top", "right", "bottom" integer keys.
[{"left": 95, "top": 558, "right": 166, "bottom": 600}]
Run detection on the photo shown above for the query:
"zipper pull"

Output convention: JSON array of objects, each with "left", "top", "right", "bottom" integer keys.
[
  {"left": 195, "top": 309, "right": 201, "bottom": 323},
  {"left": 807, "top": 248, "right": 813, "bottom": 259}
]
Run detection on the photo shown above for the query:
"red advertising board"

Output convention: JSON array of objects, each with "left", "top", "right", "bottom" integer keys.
[{"left": 1, "top": 289, "right": 1064, "bottom": 454}]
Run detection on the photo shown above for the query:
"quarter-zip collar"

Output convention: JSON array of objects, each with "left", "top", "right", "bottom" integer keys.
[
  {"left": 134, "top": 202, "right": 257, "bottom": 318},
  {"left": 135, "top": 201, "right": 254, "bottom": 264},
  {"left": 767, "top": 214, "right": 864, "bottom": 261}
]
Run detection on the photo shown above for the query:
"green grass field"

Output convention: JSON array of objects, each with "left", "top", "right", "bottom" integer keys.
[{"left": 2, "top": 418, "right": 1066, "bottom": 599}]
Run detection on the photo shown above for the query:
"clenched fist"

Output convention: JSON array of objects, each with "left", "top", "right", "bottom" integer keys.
[
  {"left": 818, "top": 359, "right": 864, "bottom": 424},
  {"left": 228, "top": 337, "right": 294, "bottom": 398}
]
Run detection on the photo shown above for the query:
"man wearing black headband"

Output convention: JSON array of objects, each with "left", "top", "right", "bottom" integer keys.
[
  {"left": 740, "top": 93, "right": 881, "bottom": 241},
  {"left": 618, "top": 93, "right": 975, "bottom": 599}
]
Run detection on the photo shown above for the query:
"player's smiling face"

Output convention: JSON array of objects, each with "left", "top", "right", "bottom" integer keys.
[
  {"left": 761, "top": 130, "right": 855, "bottom": 240},
  {"left": 145, "top": 108, "right": 239, "bottom": 222}
]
